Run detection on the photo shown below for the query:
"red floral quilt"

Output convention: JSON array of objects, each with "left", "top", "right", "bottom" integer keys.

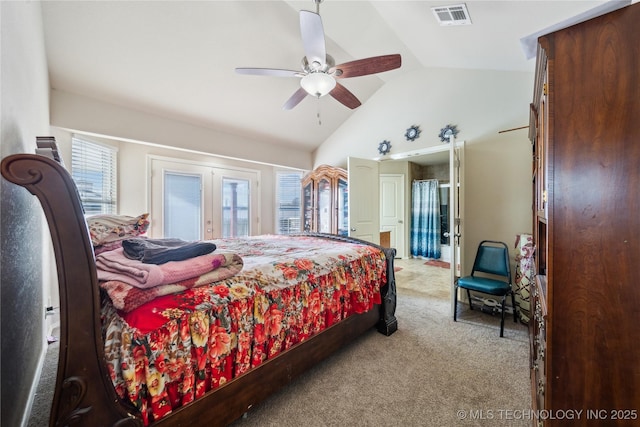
[{"left": 101, "top": 234, "right": 386, "bottom": 425}]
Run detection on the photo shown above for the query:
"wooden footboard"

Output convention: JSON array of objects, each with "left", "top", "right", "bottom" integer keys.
[{"left": 1, "top": 153, "right": 397, "bottom": 427}]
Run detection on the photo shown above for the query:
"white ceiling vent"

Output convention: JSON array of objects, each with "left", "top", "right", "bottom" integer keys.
[{"left": 431, "top": 4, "right": 472, "bottom": 26}]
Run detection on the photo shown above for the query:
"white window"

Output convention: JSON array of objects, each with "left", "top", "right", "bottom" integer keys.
[
  {"left": 275, "top": 171, "right": 302, "bottom": 234},
  {"left": 71, "top": 136, "right": 117, "bottom": 215}
]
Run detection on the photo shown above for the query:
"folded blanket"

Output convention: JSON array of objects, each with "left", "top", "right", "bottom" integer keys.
[
  {"left": 97, "top": 248, "right": 234, "bottom": 289},
  {"left": 122, "top": 238, "right": 216, "bottom": 264},
  {"left": 100, "top": 252, "right": 244, "bottom": 312}
]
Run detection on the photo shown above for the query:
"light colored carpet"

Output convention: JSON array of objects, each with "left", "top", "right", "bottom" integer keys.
[
  {"left": 232, "top": 260, "right": 531, "bottom": 426},
  {"left": 29, "top": 260, "right": 531, "bottom": 426}
]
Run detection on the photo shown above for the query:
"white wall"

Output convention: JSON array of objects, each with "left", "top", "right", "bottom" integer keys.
[
  {"left": 314, "top": 67, "right": 534, "bottom": 273},
  {"left": 50, "top": 89, "right": 313, "bottom": 171},
  {"left": 0, "top": 2, "right": 53, "bottom": 425},
  {"left": 315, "top": 67, "right": 532, "bottom": 166}
]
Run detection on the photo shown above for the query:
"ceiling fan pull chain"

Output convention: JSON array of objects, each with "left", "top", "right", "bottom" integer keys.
[{"left": 317, "top": 98, "right": 322, "bottom": 125}]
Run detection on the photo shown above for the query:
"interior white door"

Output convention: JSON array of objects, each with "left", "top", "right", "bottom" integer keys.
[
  {"left": 380, "top": 174, "right": 405, "bottom": 257},
  {"left": 347, "top": 157, "right": 380, "bottom": 244},
  {"left": 450, "top": 139, "right": 465, "bottom": 316}
]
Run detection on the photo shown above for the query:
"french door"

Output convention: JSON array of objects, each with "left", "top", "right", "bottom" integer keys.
[{"left": 150, "top": 157, "right": 259, "bottom": 240}]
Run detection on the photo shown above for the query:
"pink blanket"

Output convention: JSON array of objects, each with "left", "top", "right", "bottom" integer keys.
[
  {"left": 96, "top": 248, "right": 239, "bottom": 289},
  {"left": 100, "top": 251, "right": 244, "bottom": 312}
]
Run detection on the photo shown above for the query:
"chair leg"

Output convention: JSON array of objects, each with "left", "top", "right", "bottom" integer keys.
[
  {"left": 511, "top": 291, "right": 518, "bottom": 322},
  {"left": 453, "top": 284, "right": 459, "bottom": 321},
  {"left": 500, "top": 296, "right": 506, "bottom": 337},
  {"left": 467, "top": 289, "right": 473, "bottom": 310}
]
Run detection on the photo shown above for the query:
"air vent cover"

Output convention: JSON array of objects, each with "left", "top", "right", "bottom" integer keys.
[{"left": 431, "top": 3, "right": 472, "bottom": 26}]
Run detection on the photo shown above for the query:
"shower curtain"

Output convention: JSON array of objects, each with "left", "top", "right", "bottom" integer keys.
[{"left": 411, "top": 179, "right": 441, "bottom": 259}]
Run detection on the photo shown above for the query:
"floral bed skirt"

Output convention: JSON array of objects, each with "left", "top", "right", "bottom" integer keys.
[{"left": 101, "top": 235, "right": 386, "bottom": 425}]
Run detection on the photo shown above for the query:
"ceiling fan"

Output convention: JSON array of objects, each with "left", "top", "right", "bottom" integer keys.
[{"left": 235, "top": 0, "right": 401, "bottom": 110}]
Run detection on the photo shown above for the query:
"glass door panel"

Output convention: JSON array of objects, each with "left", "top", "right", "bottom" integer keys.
[
  {"left": 222, "top": 177, "right": 250, "bottom": 237},
  {"left": 163, "top": 172, "right": 202, "bottom": 241},
  {"left": 317, "top": 178, "right": 331, "bottom": 233},
  {"left": 302, "top": 181, "right": 313, "bottom": 232},
  {"left": 337, "top": 178, "right": 348, "bottom": 236}
]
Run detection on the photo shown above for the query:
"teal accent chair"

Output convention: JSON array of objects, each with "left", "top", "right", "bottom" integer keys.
[{"left": 454, "top": 240, "right": 517, "bottom": 337}]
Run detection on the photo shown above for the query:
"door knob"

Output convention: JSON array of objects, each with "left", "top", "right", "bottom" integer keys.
[{"left": 350, "top": 228, "right": 356, "bottom": 232}]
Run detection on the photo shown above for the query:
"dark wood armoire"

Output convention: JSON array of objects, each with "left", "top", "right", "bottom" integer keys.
[{"left": 529, "top": 4, "right": 639, "bottom": 426}]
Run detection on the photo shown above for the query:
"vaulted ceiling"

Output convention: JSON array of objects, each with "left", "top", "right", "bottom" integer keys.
[{"left": 41, "top": 0, "right": 619, "bottom": 152}]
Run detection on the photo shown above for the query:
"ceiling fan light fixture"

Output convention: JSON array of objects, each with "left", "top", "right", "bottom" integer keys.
[
  {"left": 236, "top": 7, "right": 400, "bottom": 110},
  {"left": 300, "top": 72, "right": 336, "bottom": 97}
]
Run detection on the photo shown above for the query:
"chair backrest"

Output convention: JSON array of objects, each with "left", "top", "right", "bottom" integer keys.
[{"left": 471, "top": 240, "right": 511, "bottom": 281}]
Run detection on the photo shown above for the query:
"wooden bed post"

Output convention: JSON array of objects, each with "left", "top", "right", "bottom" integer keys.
[
  {"left": 1, "top": 154, "right": 141, "bottom": 426},
  {"left": 377, "top": 246, "right": 398, "bottom": 336}
]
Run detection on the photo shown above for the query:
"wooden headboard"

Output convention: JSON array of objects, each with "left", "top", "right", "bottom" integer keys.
[{"left": 1, "top": 153, "right": 142, "bottom": 425}]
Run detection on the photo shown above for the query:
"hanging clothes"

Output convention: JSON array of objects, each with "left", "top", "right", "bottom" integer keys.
[{"left": 411, "top": 179, "right": 441, "bottom": 259}]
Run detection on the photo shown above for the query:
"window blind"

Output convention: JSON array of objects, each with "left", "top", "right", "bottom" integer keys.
[
  {"left": 71, "top": 136, "right": 117, "bottom": 215},
  {"left": 275, "top": 171, "right": 302, "bottom": 234}
]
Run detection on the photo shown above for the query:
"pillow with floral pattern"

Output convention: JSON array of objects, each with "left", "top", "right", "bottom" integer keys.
[{"left": 87, "top": 213, "right": 150, "bottom": 246}]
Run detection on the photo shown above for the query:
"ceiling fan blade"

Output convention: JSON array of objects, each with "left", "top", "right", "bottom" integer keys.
[
  {"left": 330, "top": 83, "right": 361, "bottom": 109},
  {"left": 283, "top": 87, "right": 308, "bottom": 110},
  {"left": 331, "top": 54, "right": 402, "bottom": 79},
  {"left": 235, "top": 68, "right": 301, "bottom": 78},
  {"left": 300, "top": 10, "right": 326, "bottom": 67}
]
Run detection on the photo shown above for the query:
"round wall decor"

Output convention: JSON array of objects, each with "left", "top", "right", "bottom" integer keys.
[
  {"left": 438, "top": 124, "right": 459, "bottom": 142},
  {"left": 405, "top": 125, "right": 421, "bottom": 141},
  {"left": 378, "top": 140, "right": 392, "bottom": 155}
]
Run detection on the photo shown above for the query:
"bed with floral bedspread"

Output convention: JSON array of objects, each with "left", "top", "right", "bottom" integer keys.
[
  {"left": 1, "top": 152, "right": 397, "bottom": 427},
  {"left": 100, "top": 235, "right": 386, "bottom": 425}
]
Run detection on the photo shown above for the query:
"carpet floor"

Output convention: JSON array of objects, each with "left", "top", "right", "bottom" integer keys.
[
  {"left": 231, "top": 258, "right": 531, "bottom": 426},
  {"left": 29, "top": 258, "right": 531, "bottom": 426}
]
